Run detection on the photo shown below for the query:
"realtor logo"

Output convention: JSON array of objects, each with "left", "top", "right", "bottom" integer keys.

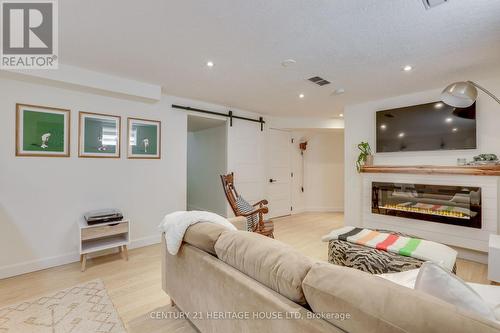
[{"left": 1, "top": 0, "right": 58, "bottom": 69}]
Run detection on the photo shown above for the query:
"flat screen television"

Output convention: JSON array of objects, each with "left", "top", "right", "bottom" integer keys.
[{"left": 376, "top": 101, "right": 476, "bottom": 153}]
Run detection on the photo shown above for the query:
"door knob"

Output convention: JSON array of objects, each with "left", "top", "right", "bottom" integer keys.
[{"left": 269, "top": 179, "right": 277, "bottom": 183}]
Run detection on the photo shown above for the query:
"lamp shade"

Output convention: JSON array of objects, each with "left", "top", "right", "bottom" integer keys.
[{"left": 441, "top": 81, "right": 478, "bottom": 108}]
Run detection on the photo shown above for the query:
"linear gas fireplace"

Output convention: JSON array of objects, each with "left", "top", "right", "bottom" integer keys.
[{"left": 372, "top": 182, "right": 481, "bottom": 229}]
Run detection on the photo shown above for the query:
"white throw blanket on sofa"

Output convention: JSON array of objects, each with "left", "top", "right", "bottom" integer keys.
[{"left": 158, "top": 211, "right": 237, "bottom": 255}]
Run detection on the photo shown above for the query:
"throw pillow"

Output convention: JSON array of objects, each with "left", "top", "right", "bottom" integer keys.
[
  {"left": 235, "top": 195, "right": 258, "bottom": 231},
  {"left": 378, "top": 268, "right": 420, "bottom": 289},
  {"left": 415, "top": 262, "right": 496, "bottom": 321}
]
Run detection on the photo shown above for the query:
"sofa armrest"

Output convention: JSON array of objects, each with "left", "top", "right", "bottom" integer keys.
[{"left": 228, "top": 216, "right": 247, "bottom": 230}]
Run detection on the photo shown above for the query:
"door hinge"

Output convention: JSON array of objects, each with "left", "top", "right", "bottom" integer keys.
[{"left": 290, "top": 206, "right": 293, "bottom": 211}]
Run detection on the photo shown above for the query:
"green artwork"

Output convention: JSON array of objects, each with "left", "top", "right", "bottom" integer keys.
[
  {"left": 131, "top": 123, "right": 158, "bottom": 155},
  {"left": 83, "top": 117, "right": 118, "bottom": 154},
  {"left": 22, "top": 110, "right": 65, "bottom": 152}
]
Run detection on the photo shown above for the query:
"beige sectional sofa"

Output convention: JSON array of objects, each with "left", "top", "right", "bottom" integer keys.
[{"left": 161, "top": 221, "right": 500, "bottom": 333}]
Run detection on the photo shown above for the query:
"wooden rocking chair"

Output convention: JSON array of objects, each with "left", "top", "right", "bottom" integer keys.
[{"left": 220, "top": 173, "right": 274, "bottom": 238}]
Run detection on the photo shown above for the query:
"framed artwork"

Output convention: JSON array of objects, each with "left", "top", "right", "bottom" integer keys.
[
  {"left": 16, "top": 103, "right": 70, "bottom": 157},
  {"left": 127, "top": 118, "right": 161, "bottom": 159},
  {"left": 79, "top": 112, "right": 121, "bottom": 158}
]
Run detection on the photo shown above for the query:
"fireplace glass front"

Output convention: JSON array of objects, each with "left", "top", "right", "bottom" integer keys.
[{"left": 372, "top": 182, "right": 481, "bottom": 229}]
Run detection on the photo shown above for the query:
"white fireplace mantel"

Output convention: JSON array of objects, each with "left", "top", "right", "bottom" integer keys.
[{"left": 362, "top": 172, "right": 499, "bottom": 256}]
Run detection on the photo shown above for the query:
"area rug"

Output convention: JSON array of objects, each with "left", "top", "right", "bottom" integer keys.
[{"left": 0, "top": 279, "right": 125, "bottom": 333}]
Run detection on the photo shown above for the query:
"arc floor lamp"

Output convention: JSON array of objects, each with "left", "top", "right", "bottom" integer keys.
[{"left": 441, "top": 81, "right": 500, "bottom": 108}]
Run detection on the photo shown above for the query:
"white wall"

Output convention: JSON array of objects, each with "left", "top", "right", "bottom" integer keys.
[
  {"left": 187, "top": 123, "right": 227, "bottom": 216},
  {"left": 344, "top": 76, "right": 500, "bottom": 228},
  {"left": 0, "top": 74, "right": 270, "bottom": 279},
  {"left": 291, "top": 130, "right": 345, "bottom": 213},
  {"left": 0, "top": 70, "right": 336, "bottom": 278},
  {"left": 268, "top": 116, "right": 344, "bottom": 130},
  {"left": 0, "top": 77, "right": 187, "bottom": 278}
]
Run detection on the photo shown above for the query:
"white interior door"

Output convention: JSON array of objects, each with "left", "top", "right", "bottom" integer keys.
[{"left": 267, "top": 129, "right": 292, "bottom": 218}]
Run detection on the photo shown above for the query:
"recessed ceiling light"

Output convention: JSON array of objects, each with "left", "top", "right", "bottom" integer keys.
[
  {"left": 380, "top": 124, "right": 387, "bottom": 130},
  {"left": 402, "top": 65, "right": 413, "bottom": 72},
  {"left": 398, "top": 132, "right": 405, "bottom": 138},
  {"left": 452, "top": 128, "right": 458, "bottom": 132},
  {"left": 435, "top": 102, "right": 445, "bottom": 109},
  {"left": 281, "top": 59, "right": 297, "bottom": 67},
  {"left": 333, "top": 88, "right": 345, "bottom": 95},
  {"left": 206, "top": 61, "right": 214, "bottom": 68},
  {"left": 299, "top": 93, "right": 305, "bottom": 99},
  {"left": 445, "top": 117, "right": 453, "bottom": 123},
  {"left": 339, "top": 113, "right": 344, "bottom": 117}
]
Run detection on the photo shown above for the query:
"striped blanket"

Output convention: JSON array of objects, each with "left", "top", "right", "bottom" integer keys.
[{"left": 322, "top": 226, "right": 457, "bottom": 270}]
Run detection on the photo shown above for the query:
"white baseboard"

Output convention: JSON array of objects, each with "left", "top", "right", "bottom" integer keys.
[
  {"left": 291, "top": 207, "right": 305, "bottom": 215},
  {"left": 0, "top": 252, "right": 79, "bottom": 280},
  {"left": 303, "top": 206, "right": 344, "bottom": 213},
  {"left": 292, "top": 207, "right": 344, "bottom": 215},
  {"left": 0, "top": 234, "right": 161, "bottom": 280},
  {"left": 453, "top": 246, "right": 488, "bottom": 264},
  {"left": 129, "top": 235, "right": 161, "bottom": 249}
]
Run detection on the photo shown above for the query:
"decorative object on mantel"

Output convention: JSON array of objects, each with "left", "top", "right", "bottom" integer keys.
[
  {"left": 360, "top": 164, "right": 500, "bottom": 176},
  {"left": 356, "top": 141, "right": 373, "bottom": 172},
  {"left": 441, "top": 81, "right": 500, "bottom": 108},
  {"left": 469, "top": 154, "right": 500, "bottom": 166}
]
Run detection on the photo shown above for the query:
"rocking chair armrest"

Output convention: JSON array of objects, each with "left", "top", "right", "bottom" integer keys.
[
  {"left": 238, "top": 206, "right": 269, "bottom": 217},
  {"left": 252, "top": 199, "right": 269, "bottom": 207}
]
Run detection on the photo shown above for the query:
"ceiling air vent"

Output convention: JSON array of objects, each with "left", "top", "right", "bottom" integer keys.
[
  {"left": 308, "top": 76, "right": 331, "bottom": 86},
  {"left": 422, "top": 0, "right": 449, "bottom": 10}
]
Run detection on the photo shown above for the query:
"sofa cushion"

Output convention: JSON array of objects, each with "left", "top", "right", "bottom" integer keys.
[
  {"left": 302, "top": 262, "right": 500, "bottom": 333},
  {"left": 215, "top": 231, "right": 313, "bottom": 305},
  {"left": 183, "top": 222, "right": 229, "bottom": 255}
]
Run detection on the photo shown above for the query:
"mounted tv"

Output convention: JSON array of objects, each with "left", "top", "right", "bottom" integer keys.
[{"left": 376, "top": 101, "right": 476, "bottom": 153}]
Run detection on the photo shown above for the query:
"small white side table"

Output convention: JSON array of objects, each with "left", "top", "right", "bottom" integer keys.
[
  {"left": 78, "top": 219, "right": 130, "bottom": 271},
  {"left": 488, "top": 234, "right": 500, "bottom": 284}
]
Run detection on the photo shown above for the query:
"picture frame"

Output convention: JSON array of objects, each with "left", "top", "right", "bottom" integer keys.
[
  {"left": 16, "top": 103, "right": 71, "bottom": 157},
  {"left": 127, "top": 118, "right": 161, "bottom": 159},
  {"left": 79, "top": 112, "right": 121, "bottom": 158}
]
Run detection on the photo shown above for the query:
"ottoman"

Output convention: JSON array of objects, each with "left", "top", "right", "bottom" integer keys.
[{"left": 328, "top": 230, "right": 457, "bottom": 274}]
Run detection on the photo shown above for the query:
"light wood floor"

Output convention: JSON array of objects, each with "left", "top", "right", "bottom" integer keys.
[
  {"left": 0, "top": 212, "right": 489, "bottom": 332},
  {"left": 274, "top": 212, "right": 489, "bottom": 284}
]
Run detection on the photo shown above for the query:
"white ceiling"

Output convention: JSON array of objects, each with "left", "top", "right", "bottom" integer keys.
[{"left": 60, "top": 0, "right": 500, "bottom": 117}]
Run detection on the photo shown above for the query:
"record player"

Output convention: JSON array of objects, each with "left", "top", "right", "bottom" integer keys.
[{"left": 84, "top": 209, "right": 123, "bottom": 225}]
